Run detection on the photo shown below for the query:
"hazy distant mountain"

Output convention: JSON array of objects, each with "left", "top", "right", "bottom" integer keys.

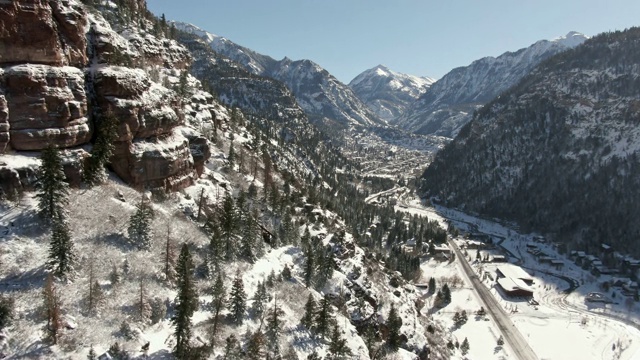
[
  {"left": 397, "top": 31, "right": 588, "bottom": 138},
  {"left": 175, "top": 22, "right": 384, "bottom": 129},
  {"left": 348, "top": 65, "right": 435, "bottom": 122}
]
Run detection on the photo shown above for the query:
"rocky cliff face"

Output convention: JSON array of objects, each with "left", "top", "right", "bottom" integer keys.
[
  {"left": 0, "top": 0, "right": 88, "bottom": 67},
  {"left": 0, "top": 0, "right": 215, "bottom": 192}
]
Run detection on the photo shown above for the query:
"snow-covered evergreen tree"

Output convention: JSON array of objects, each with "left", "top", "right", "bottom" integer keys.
[
  {"left": 228, "top": 271, "right": 246, "bottom": 323},
  {"left": 128, "top": 198, "right": 154, "bottom": 250},
  {"left": 172, "top": 244, "right": 198, "bottom": 358},
  {"left": 37, "top": 146, "right": 69, "bottom": 225},
  {"left": 48, "top": 217, "right": 75, "bottom": 278}
]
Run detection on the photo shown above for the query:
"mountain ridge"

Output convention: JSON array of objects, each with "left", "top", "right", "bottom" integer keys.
[
  {"left": 396, "top": 31, "right": 589, "bottom": 138},
  {"left": 349, "top": 64, "right": 435, "bottom": 122},
  {"left": 175, "top": 22, "right": 384, "bottom": 129}
]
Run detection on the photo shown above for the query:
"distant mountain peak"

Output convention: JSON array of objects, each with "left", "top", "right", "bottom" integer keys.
[
  {"left": 552, "top": 31, "right": 589, "bottom": 48},
  {"left": 349, "top": 65, "right": 435, "bottom": 121}
]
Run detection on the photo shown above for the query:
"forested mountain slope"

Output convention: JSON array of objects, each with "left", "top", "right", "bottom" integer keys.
[{"left": 421, "top": 27, "right": 640, "bottom": 255}]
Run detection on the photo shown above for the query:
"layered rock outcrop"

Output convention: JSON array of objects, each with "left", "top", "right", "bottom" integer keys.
[
  {"left": 0, "top": 0, "right": 87, "bottom": 67},
  {"left": 1, "top": 65, "right": 91, "bottom": 150},
  {"left": 0, "top": 0, "right": 208, "bottom": 192}
]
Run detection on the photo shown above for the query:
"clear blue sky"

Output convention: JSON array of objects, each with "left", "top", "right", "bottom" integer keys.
[{"left": 147, "top": 0, "right": 640, "bottom": 83}]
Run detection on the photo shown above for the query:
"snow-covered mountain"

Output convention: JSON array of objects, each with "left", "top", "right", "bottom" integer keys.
[
  {"left": 397, "top": 31, "right": 588, "bottom": 138},
  {"left": 175, "top": 22, "right": 384, "bottom": 129},
  {"left": 349, "top": 65, "right": 435, "bottom": 122},
  {"left": 421, "top": 27, "right": 640, "bottom": 255}
]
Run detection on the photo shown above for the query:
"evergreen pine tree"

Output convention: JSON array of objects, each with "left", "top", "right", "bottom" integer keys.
[
  {"left": 223, "top": 334, "right": 242, "bottom": 359},
  {"left": 110, "top": 263, "right": 122, "bottom": 285},
  {"left": 386, "top": 304, "right": 402, "bottom": 351},
  {"left": 300, "top": 293, "right": 316, "bottom": 329},
  {"left": 315, "top": 294, "right": 332, "bottom": 338},
  {"left": 87, "top": 345, "right": 97, "bottom": 360},
  {"left": 128, "top": 198, "right": 153, "bottom": 250},
  {"left": 251, "top": 281, "right": 268, "bottom": 321},
  {"left": 245, "top": 330, "right": 266, "bottom": 360},
  {"left": 281, "top": 264, "right": 292, "bottom": 281},
  {"left": 497, "top": 335, "right": 504, "bottom": 346},
  {"left": 306, "top": 350, "right": 321, "bottom": 360},
  {"left": 266, "top": 296, "right": 285, "bottom": 356},
  {"left": 207, "top": 220, "right": 224, "bottom": 270},
  {"left": 428, "top": 277, "right": 436, "bottom": 294},
  {"left": 228, "top": 271, "right": 246, "bottom": 324},
  {"left": 209, "top": 272, "right": 226, "bottom": 348},
  {"left": 328, "top": 324, "right": 351, "bottom": 359},
  {"left": 48, "top": 217, "right": 75, "bottom": 278},
  {"left": 442, "top": 283, "right": 451, "bottom": 303},
  {"left": 301, "top": 226, "right": 311, "bottom": 249},
  {"left": 240, "top": 209, "right": 256, "bottom": 261},
  {"left": 172, "top": 244, "right": 198, "bottom": 359},
  {"left": 219, "top": 193, "right": 237, "bottom": 259},
  {"left": 84, "top": 112, "right": 118, "bottom": 186},
  {"left": 315, "top": 249, "right": 334, "bottom": 289},
  {"left": 303, "top": 246, "right": 315, "bottom": 288},
  {"left": 138, "top": 279, "right": 151, "bottom": 324},
  {"left": 460, "top": 337, "right": 470, "bottom": 355},
  {"left": 37, "top": 146, "right": 69, "bottom": 225}
]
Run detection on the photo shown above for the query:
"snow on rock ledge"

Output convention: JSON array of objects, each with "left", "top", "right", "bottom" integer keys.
[
  {"left": 111, "top": 132, "right": 198, "bottom": 192},
  {"left": 1, "top": 64, "right": 91, "bottom": 150},
  {"left": 0, "top": 0, "right": 87, "bottom": 67}
]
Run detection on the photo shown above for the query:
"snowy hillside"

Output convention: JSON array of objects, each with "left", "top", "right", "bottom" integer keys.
[
  {"left": 349, "top": 65, "right": 435, "bottom": 122},
  {"left": 397, "top": 31, "right": 588, "bottom": 138},
  {"left": 174, "top": 22, "right": 384, "bottom": 129}
]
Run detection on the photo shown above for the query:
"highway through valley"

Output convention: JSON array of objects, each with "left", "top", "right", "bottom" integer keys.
[{"left": 448, "top": 238, "right": 539, "bottom": 360}]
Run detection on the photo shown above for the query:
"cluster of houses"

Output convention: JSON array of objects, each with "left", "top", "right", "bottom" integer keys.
[
  {"left": 568, "top": 243, "right": 640, "bottom": 279},
  {"left": 526, "top": 243, "right": 564, "bottom": 270}
]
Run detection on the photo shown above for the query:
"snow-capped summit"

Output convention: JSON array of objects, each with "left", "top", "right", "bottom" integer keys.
[
  {"left": 349, "top": 65, "right": 435, "bottom": 121},
  {"left": 553, "top": 31, "right": 589, "bottom": 48},
  {"left": 397, "top": 31, "right": 588, "bottom": 137},
  {"left": 174, "top": 21, "right": 383, "bottom": 128}
]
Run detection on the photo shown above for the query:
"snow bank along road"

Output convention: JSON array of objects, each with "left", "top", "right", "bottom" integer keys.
[{"left": 448, "top": 238, "right": 539, "bottom": 360}]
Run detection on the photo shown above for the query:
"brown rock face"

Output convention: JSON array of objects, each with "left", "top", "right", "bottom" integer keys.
[
  {"left": 0, "top": 95, "right": 9, "bottom": 153},
  {"left": 0, "top": 0, "right": 87, "bottom": 66},
  {"left": 186, "top": 135, "right": 211, "bottom": 176},
  {"left": 111, "top": 134, "right": 197, "bottom": 191},
  {"left": 94, "top": 67, "right": 183, "bottom": 142},
  {"left": 1, "top": 65, "right": 91, "bottom": 150}
]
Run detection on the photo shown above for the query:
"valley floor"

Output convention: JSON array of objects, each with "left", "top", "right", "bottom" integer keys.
[{"left": 388, "top": 192, "right": 640, "bottom": 360}]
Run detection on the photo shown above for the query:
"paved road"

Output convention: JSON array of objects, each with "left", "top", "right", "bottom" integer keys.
[{"left": 448, "top": 239, "right": 539, "bottom": 360}]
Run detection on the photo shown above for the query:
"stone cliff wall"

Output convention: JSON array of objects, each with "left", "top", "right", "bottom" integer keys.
[{"left": 0, "top": 0, "right": 209, "bottom": 192}]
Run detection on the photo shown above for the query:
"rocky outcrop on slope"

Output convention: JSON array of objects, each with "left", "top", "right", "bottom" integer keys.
[
  {"left": 0, "top": 0, "right": 87, "bottom": 67},
  {"left": 1, "top": 65, "right": 91, "bottom": 150},
  {"left": 0, "top": 0, "right": 214, "bottom": 192}
]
